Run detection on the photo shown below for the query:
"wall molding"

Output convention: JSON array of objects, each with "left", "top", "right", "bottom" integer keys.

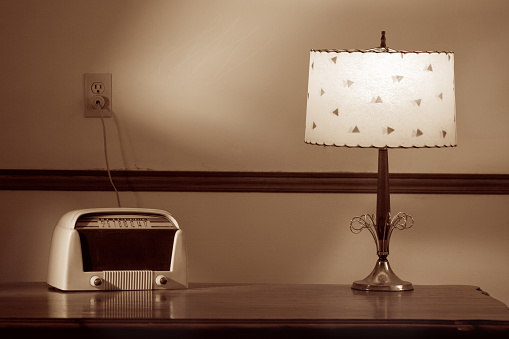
[{"left": 1, "top": 169, "right": 508, "bottom": 194}]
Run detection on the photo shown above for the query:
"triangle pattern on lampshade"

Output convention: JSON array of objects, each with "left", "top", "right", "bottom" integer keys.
[
  {"left": 392, "top": 75, "right": 404, "bottom": 83},
  {"left": 350, "top": 126, "right": 360, "bottom": 133},
  {"left": 412, "top": 129, "right": 424, "bottom": 137},
  {"left": 304, "top": 50, "right": 456, "bottom": 148},
  {"left": 383, "top": 126, "right": 395, "bottom": 135}
]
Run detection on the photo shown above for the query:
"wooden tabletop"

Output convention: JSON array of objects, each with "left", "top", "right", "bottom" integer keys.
[{"left": 1, "top": 283, "right": 508, "bottom": 338}]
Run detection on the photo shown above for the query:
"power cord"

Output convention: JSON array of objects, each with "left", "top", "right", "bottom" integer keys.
[{"left": 99, "top": 109, "right": 122, "bottom": 208}]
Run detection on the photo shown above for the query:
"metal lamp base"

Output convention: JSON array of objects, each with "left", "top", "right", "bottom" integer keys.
[{"left": 351, "top": 259, "right": 413, "bottom": 292}]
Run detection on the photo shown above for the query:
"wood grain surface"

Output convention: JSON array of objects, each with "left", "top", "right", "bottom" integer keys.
[{"left": 1, "top": 283, "right": 508, "bottom": 338}]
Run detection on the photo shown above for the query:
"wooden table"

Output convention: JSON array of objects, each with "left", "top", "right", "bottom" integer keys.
[{"left": 1, "top": 283, "right": 508, "bottom": 338}]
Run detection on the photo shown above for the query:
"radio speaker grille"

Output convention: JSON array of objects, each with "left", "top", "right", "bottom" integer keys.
[{"left": 104, "top": 270, "right": 152, "bottom": 290}]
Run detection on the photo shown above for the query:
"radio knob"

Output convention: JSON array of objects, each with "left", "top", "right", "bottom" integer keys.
[
  {"left": 90, "top": 276, "right": 102, "bottom": 287},
  {"left": 155, "top": 275, "right": 168, "bottom": 286}
]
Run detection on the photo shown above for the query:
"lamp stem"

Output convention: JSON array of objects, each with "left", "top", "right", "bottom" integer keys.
[
  {"left": 376, "top": 147, "right": 390, "bottom": 259},
  {"left": 380, "top": 31, "right": 386, "bottom": 49},
  {"left": 349, "top": 147, "right": 414, "bottom": 291}
]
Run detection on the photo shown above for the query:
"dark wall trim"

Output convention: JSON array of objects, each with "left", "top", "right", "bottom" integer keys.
[{"left": 1, "top": 170, "right": 509, "bottom": 194}]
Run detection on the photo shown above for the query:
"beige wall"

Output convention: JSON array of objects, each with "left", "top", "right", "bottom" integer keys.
[
  {"left": 1, "top": 0, "right": 509, "bottom": 173},
  {"left": 1, "top": 0, "right": 509, "bottom": 306}
]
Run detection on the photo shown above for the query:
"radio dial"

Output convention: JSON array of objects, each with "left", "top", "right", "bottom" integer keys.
[
  {"left": 90, "top": 276, "right": 102, "bottom": 287},
  {"left": 156, "top": 275, "right": 168, "bottom": 286}
]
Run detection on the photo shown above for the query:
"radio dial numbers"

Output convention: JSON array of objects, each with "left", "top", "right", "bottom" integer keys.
[{"left": 99, "top": 218, "right": 148, "bottom": 228}]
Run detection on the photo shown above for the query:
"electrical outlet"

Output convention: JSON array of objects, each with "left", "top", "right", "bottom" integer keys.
[
  {"left": 85, "top": 73, "right": 112, "bottom": 118},
  {"left": 91, "top": 82, "right": 105, "bottom": 94}
]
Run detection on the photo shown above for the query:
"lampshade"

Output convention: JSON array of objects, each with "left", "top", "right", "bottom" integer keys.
[{"left": 305, "top": 49, "right": 456, "bottom": 148}]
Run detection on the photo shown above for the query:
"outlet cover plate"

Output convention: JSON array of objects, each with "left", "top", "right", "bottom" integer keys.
[{"left": 84, "top": 73, "right": 112, "bottom": 118}]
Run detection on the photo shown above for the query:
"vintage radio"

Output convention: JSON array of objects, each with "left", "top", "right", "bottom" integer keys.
[{"left": 47, "top": 208, "right": 187, "bottom": 291}]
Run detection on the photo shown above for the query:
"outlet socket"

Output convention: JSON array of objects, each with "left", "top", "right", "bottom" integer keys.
[
  {"left": 91, "top": 82, "right": 105, "bottom": 94},
  {"left": 91, "top": 95, "right": 106, "bottom": 109},
  {"left": 85, "top": 73, "right": 112, "bottom": 118}
]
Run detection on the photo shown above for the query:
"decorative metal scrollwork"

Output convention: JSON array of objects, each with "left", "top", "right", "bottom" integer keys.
[
  {"left": 390, "top": 212, "right": 414, "bottom": 231},
  {"left": 350, "top": 212, "right": 414, "bottom": 257}
]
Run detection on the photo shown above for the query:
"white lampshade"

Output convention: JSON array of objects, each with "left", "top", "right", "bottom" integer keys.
[{"left": 305, "top": 49, "right": 456, "bottom": 148}]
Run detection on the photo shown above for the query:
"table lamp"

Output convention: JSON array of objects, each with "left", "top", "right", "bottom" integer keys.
[{"left": 305, "top": 32, "right": 456, "bottom": 291}]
